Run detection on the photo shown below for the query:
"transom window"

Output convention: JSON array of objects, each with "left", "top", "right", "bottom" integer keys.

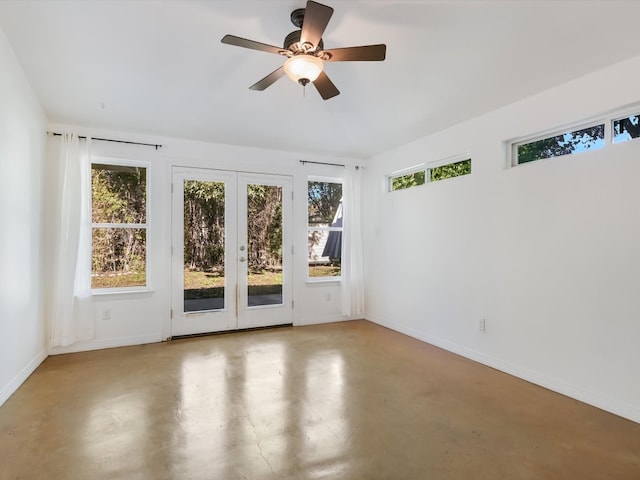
[
  {"left": 511, "top": 107, "right": 640, "bottom": 166},
  {"left": 515, "top": 124, "right": 605, "bottom": 164},
  {"left": 430, "top": 159, "right": 471, "bottom": 182},
  {"left": 389, "top": 169, "right": 425, "bottom": 191},
  {"left": 388, "top": 157, "right": 471, "bottom": 192},
  {"left": 613, "top": 113, "right": 640, "bottom": 144}
]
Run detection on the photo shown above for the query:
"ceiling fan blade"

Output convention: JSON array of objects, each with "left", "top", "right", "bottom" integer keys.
[
  {"left": 313, "top": 71, "right": 340, "bottom": 100},
  {"left": 249, "top": 67, "right": 286, "bottom": 91},
  {"left": 221, "top": 34, "right": 284, "bottom": 55},
  {"left": 300, "top": 1, "right": 334, "bottom": 49},
  {"left": 323, "top": 44, "right": 387, "bottom": 62}
]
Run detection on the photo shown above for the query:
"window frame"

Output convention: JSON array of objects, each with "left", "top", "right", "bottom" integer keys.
[
  {"left": 387, "top": 154, "right": 471, "bottom": 193},
  {"left": 387, "top": 165, "right": 426, "bottom": 192},
  {"left": 307, "top": 175, "right": 343, "bottom": 283},
  {"left": 509, "top": 104, "right": 640, "bottom": 167},
  {"left": 428, "top": 155, "right": 472, "bottom": 182},
  {"left": 612, "top": 110, "right": 640, "bottom": 144},
  {"left": 90, "top": 157, "right": 150, "bottom": 294},
  {"left": 510, "top": 119, "right": 607, "bottom": 167},
  {"left": 386, "top": 163, "right": 428, "bottom": 193}
]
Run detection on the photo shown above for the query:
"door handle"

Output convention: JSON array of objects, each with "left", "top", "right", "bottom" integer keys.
[{"left": 239, "top": 256, "right": 247, "bottom": 262}]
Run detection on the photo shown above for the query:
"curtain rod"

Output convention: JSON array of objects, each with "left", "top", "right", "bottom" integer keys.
[
  {"left": 47, "top": 132, "right": 163, "bottom": 150},
  {"left": 299, "top": 160, "right": 345, "bottom": 167}
]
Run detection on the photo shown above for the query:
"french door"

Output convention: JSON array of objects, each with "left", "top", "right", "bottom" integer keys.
[{"left": 171, "top": 167, "right": 293, "bottom": 336}]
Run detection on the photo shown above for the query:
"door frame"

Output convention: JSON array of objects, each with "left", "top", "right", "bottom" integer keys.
[{"left": 170, "top": 166, "right": 293, "bottom": 337}]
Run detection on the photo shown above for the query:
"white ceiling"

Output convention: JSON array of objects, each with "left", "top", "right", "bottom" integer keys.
[{"left": 1, "top": 0, "right": 639, "bottom": 158}]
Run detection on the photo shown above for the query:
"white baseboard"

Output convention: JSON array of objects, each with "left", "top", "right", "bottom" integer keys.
[
  {"left": 0, "top": 349, "right": 48, "bottom": 407},
  {"left": 366, "top": 314, "right": 640, "bottom": 424},
  {"left": 48, "top": 333, "right": 163, "bottom": 355}
]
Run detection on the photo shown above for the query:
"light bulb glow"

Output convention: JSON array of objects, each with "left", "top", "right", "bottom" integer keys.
[{"left": 283, "top": 55, "right": 323, "bottom": 84}]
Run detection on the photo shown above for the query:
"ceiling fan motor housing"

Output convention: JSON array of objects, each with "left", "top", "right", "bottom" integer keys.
[{"left": 284, "top": 30, "right": 324, "bottom": 53}]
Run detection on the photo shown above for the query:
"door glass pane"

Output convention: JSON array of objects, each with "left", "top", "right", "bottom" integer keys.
[
  {"left": 183, "top": 180, "right": 225, "bottom": 312},
  {"left": 247, "top": 184, "right": 283, "bottom": 307}
]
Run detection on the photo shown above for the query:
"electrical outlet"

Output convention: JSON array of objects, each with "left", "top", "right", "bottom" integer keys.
[
  {"left": 479, "top": 318, "right": 486, "bottom": 332},
  {"left": 102, "top": 308, "right": 111, "bottom": 321}
]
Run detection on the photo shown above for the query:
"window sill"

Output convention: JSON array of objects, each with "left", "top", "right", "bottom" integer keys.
[
  {"left": 306, "top": 277, "right": 342, "bottom": 285},
  {"left": 92, "top": 287, "right": 154, "bottom": 297}
]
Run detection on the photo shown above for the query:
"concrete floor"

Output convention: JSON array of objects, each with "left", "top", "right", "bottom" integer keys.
[{"left": 1, "top": 320, "right": 639, "bottom": 480}]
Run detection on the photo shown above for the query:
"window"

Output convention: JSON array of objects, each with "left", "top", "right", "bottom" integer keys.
[
  {"left": 613, "top": 113, "right": 640, "bottom": 144},
  {"left": 91, "top": 162, "right": 147, "bottom": 289},
  {"left": 390, "top": 170, "right": 426, "bottom": 191},
  {"left": 514, "top": 124, "right": 605, "bottom": 165},
  {"left": 512, "top": 106, "right": 640, "bottom": 166},
  {"left": 388, "top": 157, "right": 471, "bottom": 192},
  {"left": 307, "top": 179, "right": 342, "bottom": 279},
  {"left": 430, "top": 158, "right": 471, "bottom": 182}
]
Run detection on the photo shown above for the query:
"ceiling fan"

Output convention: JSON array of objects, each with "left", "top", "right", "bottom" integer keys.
[{"left": 221, "top": 0, "right": 386, "bottom": 100}]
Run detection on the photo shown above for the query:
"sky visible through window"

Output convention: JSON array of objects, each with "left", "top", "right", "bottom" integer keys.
[
  {"left": 613, "top": 114, "right": 640, "bottom": 143},
  {"left": 517, "top": 124, "right": 605, "bottom": 163}
]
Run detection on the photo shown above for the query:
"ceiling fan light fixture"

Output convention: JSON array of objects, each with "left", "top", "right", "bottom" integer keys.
[{"left": 283, "top": 54, "right": 323, "bottom": 86}]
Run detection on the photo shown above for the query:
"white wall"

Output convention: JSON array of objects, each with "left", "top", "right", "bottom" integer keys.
[
  {"left": 363, "top": 55, "right": 640, "bottom": 423},
  {"left": 0, "top": 28, "right": 48, "bottom": 406},
  {"left": 46, "top": 125, "right": 356, "bottom": 355}
]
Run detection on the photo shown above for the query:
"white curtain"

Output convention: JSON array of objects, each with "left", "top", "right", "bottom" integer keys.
[
  {"left": 341, "top": 166, "right": 365, "bottom": 317},
  {"left": 50, "top": 133, "right": 94, "bottom": 347}
]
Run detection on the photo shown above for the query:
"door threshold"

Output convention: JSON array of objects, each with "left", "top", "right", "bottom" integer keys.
[{"left": 170, "top": 323, "right": 293, "bottom": 341}]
